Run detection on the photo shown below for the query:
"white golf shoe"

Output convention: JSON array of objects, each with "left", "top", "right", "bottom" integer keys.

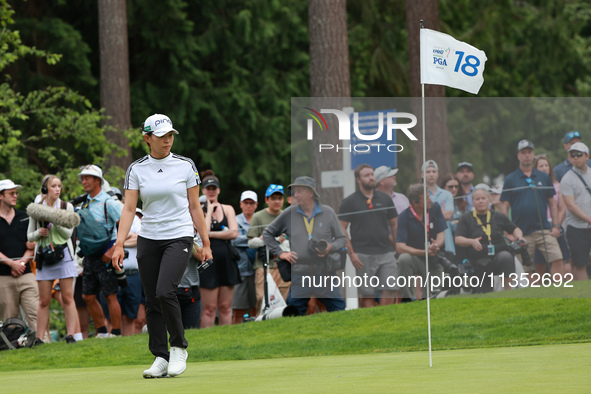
[
  {"left": 168, "top": 347, "right": 188, "bottom": 377},
  {"left": 143, "top": 356, "right": 168, "bottom": 378}
]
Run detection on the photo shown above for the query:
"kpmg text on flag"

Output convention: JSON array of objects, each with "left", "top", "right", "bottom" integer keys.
[{"left": 420, "top": 28, "right": 488, "bottom": 94}]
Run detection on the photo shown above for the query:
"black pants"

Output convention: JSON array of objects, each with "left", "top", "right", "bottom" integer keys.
[
  {"left": 137, "top": 236, "right": 193, "bottom": 360},
  {"left": 473, "top": 251, "right": 515, "bottom": 293}
]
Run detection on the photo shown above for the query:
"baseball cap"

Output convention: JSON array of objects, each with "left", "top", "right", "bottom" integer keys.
[
  {"left": 78, "top": 164, "right": 104, "bottom": 185},
  {"left": 568, "top": 141, "right": 589, "bottom": 155},
  {"left": 240, "top": 190, "right": 258, "bottom": 202},
  {"left": 456, "top": 162, "right": 473, "bottom": 172},
  {"left": 0, "top": 179, "right": 22, "bottom": 193},
  {"left": 563, "top": 131, "right": 581, "bottom": 144},
  {"left": 111, "top": 187, "right": 123, "bottom": 200},
  {"left": 142, "top": 114, "right": 179, "bottom": 137},
  {"left": 265, "top": 184, "right": 284, "bottom": 198},
  {"left": 202, "top": 177, "right": 220, "bottom": 188},
  {"left": 517, "top": 139, "right": 534, "bottom": 152},
  {"left": 421, "top": 160, "right": 438, "bottom": 172},
  {"left": 374, "top": 166, "right": 398, "bottom": 182}
]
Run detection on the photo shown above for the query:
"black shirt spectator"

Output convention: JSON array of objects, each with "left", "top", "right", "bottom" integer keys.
[
  {"left": 339, "top": 189, "right": 397, "bottom": 254},
  {"left": 455, "top": 210, "right": 517, "bottom": 262}
]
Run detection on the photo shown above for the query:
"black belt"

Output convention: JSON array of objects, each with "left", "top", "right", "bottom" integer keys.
[{"left": 125, "top": 269, "right": 139, "bottom": 276}]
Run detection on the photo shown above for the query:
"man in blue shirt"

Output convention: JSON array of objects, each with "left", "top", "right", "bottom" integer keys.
[
  {"left": 396, "top": 184, "right": 447, "bottom": 301},
  {"left": 500, "top": 140, "right": 564, "bottom": 282},
  {"left": 554, "top": 131, "right": 591, "bottom": 182}
]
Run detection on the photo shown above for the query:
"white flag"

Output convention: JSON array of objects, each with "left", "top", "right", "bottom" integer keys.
[{"left": 420, "top": 28, "right": 487, "bottom": 94}]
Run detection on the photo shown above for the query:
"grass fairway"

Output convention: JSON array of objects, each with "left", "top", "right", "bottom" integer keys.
[{"left": 2, "top": 343, "right": 590, "bottom": 393}]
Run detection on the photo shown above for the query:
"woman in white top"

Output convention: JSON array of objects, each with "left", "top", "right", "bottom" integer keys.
[
  {"left": 27, "top": 175, "right": 80, "bottom": 344},
  {"left": 112, "top": 114, "right": 212, "bottom": 379}
]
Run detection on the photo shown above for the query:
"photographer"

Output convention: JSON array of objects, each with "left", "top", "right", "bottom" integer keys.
[
  {"left": 263, "top": 177, "right": 346, "bottom": 316},
  {"left": 455, "top": 184, "right": 523, "bottom": 293},
  {"left": 396, "top": 184, "right": 447, "bottom": 301}
]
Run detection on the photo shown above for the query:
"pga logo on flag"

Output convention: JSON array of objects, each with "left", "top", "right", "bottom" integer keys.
[{"left": 420, "top": 28, "right": 487, "bottom": 94}]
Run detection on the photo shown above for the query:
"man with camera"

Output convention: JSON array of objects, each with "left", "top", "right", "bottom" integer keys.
[
  {"left": 500, "top": 140, "right": 564, "bottom": 282},
  {"left": 455, "top": 184, "right": 523, "bottom": 293},
  {"left": 0, "top": 179, "right": 37, "bottom": 329},
  {"left": 339, "top": 164, "right": 398, "bottom": 308},
  {"left": 396, "top": 184, "right": 447, "bottom": 301},
  {"left": 78, "top": 165, "right": 123, "bottom": 338},
  {"left": 263, "top": 177, "right": 346, "bottom": 316}
]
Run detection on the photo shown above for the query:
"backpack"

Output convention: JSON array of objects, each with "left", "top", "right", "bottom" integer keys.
[
  {"left": 77, "top": 201, "right": 112, "bottom": 256},
  {"left": 0, "top": 318, "right": 34, "bottom": 350}
]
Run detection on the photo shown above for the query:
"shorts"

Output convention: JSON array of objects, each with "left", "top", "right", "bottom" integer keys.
[
  {"left": 522, "top": 230, "right": 563, "bottom": 273},
  {"left": 534, "top": 231, "right": 571, "bottom": 264},
  {"left": 566, "top": 226, "right": 591, "bottom": 268},
  {"left": 100, "top": 271, "right": 143, "bottom": 319},
  {"left": 355, "top": 251, "right": 398, "bottom": 296},
  {"left": 231, "top": 275, "right": 256, "bottom": 310},
  {"left": 82, "top": 255, "right": 118, "bottom": 297}
]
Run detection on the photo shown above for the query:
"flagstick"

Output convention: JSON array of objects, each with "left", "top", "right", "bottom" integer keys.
[{"left": 420, "top": 19, "right": 433, "bottom": 368}]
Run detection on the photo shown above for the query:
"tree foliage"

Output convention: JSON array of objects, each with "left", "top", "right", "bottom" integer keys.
[
  {"left": 0, "top": 0, "right": 126, "bottom": 207},
  {"left": 5, "top": 0, "right": 591, "bottom": 205}
]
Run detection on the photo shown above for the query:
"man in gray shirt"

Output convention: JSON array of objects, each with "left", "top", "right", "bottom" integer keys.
[
  {"left": 263, "top": 177, "right": 346, "bottom": 316},
  {"left": 560, "top": 142, "right": 591, "bottom": 281}
]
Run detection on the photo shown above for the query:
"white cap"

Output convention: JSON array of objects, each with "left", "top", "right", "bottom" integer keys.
[
  {"left": 0, "top": 179, "right": 22, "bottom": 193},
  {"left": 374, "top": 166, "right": 398, "bottom": 182},
  {"left": 568, "top": 141, "right": 589, "bottom": 155},
  {"left": 142, "top": 114, "right": 179, "bottom": 137},
  {"left": 240, "top": 190, "right": 258, "bottom": 202},
  {"left": 78, "top": 164, "right": 104, "bottom": 185}
]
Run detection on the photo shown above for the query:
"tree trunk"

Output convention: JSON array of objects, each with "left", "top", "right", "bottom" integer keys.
[
  {"left": 308, "top": 0, "right": 351, "bottom": 210},
  {"left": 98, "top": 0, "right": 132, "bottom": 171},
  {"left": 406, "top": 0, "right": 452, "bottom": 179}
]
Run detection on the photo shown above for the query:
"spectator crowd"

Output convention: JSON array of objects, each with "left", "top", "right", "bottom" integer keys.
[{"left": 1, "top": 130, "right": 590, "bottom": 343}]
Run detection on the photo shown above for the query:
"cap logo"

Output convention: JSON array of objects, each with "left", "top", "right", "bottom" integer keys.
[
  {"left": 144, "top": 125, "right": 152, "bottom": 131},
  {"left": 154, "top": 118, "right": 172, "bottom": 128}
]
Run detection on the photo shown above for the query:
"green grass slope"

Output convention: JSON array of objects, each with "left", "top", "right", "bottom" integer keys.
[{"left": 0, "top": 282, "right": 589, "bottom": 372}]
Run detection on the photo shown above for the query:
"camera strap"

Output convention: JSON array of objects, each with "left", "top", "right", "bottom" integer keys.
[
  {"left": 570, "top": 169, "right": 591, "bottom": 197},
  {"left": 302, "top": 217, "right": 314, "bottom": 240},
  {"left": 473, "top": 210, "right": 492, "bottom": 242}
]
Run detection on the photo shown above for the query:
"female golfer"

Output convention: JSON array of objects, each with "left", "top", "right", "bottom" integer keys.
[{"left": 111, "top": 114, "right": 212, "bottom": 379}]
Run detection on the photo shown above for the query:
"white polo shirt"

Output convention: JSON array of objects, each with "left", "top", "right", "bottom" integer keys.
[{"left": 125, "top": 153, "right": 200, "bottom": 240}]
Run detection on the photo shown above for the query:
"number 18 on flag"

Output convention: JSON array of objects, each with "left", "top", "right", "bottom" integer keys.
[{"left": 420, "top": 28, "right": 487, "bottom": 94}]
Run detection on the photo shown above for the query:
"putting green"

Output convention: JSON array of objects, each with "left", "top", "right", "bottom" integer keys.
[{"left": 3, "top": 343, "right": 590, "bottom": 393}]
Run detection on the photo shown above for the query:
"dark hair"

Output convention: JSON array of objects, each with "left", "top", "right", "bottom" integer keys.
[
  {"left": 439, "top": 173, "right": 467, "bottom": 213},
  {"left": 354, "top": 163, "right": 373, "bottom": 180},
  {"left": 406, "top": 183, "right": 425, "bottom": 204}
]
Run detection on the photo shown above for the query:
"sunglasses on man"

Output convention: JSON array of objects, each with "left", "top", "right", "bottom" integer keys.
[{"left": 570, "top": 151, "right": 585, "bottom": 158}]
